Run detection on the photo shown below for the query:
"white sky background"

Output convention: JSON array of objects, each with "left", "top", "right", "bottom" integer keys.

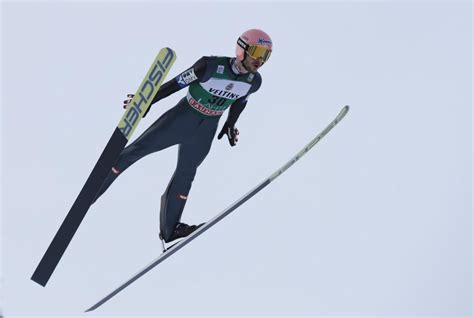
[{"left": 1, "top": 0, "right": 472, "bottom": 317}]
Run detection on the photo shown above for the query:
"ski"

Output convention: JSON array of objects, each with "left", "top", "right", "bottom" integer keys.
[
  {"left": 85, "top": 105, "right": 350, "bottom": 312},
  {"left": 31, "top": 48, "right": 177, "bottom": 287}
]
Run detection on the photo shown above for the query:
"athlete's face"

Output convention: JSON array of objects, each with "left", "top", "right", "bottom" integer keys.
[{"left": 243, "top": 54, "right": 264, "bottom": 73}]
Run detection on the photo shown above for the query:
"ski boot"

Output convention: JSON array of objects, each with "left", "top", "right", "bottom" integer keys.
[{"left": 159, "top": 222, "right": 204, "bottom": 252}]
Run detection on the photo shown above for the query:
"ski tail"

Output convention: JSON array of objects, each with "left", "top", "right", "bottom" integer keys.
[
  {"left": 85, "top": 105, "right": 349, "bottom": 312},
  {"left": 32, "top": 128, "right": 128, "bottom": 287},
  {"left": 31, "top": 48, "right": 176, "bottom": 287}
]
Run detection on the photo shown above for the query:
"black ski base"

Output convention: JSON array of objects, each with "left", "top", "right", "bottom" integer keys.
[{"left": 31, "top": 128, "right": 128, "bottom": 286}]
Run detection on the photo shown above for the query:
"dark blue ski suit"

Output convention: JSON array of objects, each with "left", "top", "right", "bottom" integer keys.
[{"left": 94, "top": 56, "right": 262, "bottom": 242}]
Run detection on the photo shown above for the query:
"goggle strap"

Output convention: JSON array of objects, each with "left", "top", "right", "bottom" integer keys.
[{"left": 237, "top": 37, "right": 248, "bottom": 51}]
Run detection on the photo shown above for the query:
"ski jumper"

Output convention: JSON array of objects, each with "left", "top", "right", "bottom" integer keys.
[{"left": 94, "top": 56, "right": 262, "bottom": 241}]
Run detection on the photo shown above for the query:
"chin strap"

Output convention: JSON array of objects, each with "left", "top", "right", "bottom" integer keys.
[
  {"left": 241, "top": 52, "right": 251, "bottom": 72},
  {"left": 233, "top": 56, "right": 250, "bottom": 74}
]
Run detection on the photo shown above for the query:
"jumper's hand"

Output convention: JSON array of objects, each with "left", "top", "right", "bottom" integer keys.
[
  {"left": 123, "top": 94, "right": 134, "bottom": 109},
  {"left": 218, "top": 122, "right": 239, "bottom": 147}
]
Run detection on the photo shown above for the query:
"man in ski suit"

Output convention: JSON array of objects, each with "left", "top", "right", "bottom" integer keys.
[{"left": 94, "top": 29, "right": 273, "bottom": 244}]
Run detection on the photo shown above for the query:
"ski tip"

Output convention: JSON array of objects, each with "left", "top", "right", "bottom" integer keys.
[
  {"left": 336, "top": 105, "right": 350, "bottom": 118},
  {"left": 161, "top": 47, "right": 177, "bottom": 56}
]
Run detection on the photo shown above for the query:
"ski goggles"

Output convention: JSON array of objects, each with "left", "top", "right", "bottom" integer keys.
[{"left": 238, "top": 38, "right": 272, "bottom": 62}]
